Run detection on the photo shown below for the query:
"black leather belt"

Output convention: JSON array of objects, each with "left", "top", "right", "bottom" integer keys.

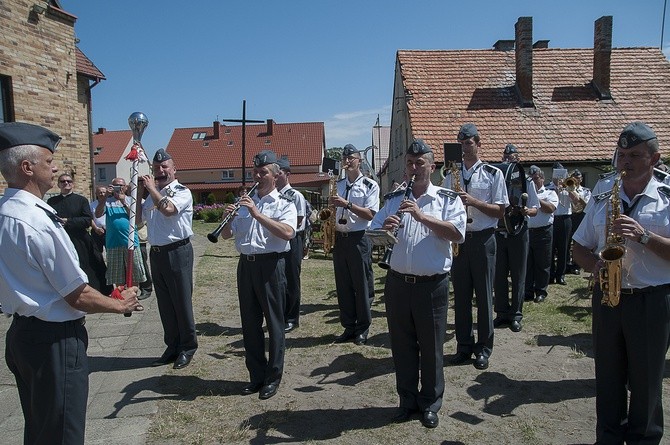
[
  {"left": 388, "top": 269, "right": 448, "bottom": 284},
  {"left": 151, "top": 238, "right": 190, "bottom": 253},
  {"left": 620, "top": 283, "right": 670, "bottom": 295},
  {"left": 465, "top": 228, "right": 495, "bottom": 238},
  {"left": 336, "top": 230, "right": 365, "bottom": 238},
  {"left": 240, "top": 252, "right": 286, "bottom": 262},
  {"left": 13, "top": 314, "right": 86, "bottom": 325}
]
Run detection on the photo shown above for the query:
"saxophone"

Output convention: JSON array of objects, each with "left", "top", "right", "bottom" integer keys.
[
  {"left": 598, "top": 171, "right": 626, "bottom": 307},
  {"left": 318, "top": 170, "right": 337, "bottom": 254}
]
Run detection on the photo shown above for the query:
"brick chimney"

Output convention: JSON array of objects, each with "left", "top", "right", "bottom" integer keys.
[
  {"left": 96, "top": 128, "right": 106, "bottom": 134},
  {"left": 213, "top": 120, "right": 220, "bottom": 139},
  {"left": 593, "top": 16, "right": 613, "bottom": 100},
  {"left": 266, "top": 119, "right": 273, "bottom": 136},
  {"left": 515, "top": 16, "right": 534, "bottom": 107}
]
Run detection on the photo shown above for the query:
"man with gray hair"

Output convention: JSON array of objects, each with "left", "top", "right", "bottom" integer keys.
[{"left": 0, "top": 122, "right": 141, "bottom": 444}]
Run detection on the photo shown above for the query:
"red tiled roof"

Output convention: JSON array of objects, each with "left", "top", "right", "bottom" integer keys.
[
  {"left": 397, "top": 47, "right": 670, "bottom": 164},
  {"left": 186, "top": 173, "right": 330, "bottom": 191},
  {"left": 75, "top": 47, "right": 105, "bottom": 81},
  {"left": 92, "top": 129, "right": 132, "bottom": 164},
  {"left": 166, "top": 121, "right": 325, "bottom": 171}
]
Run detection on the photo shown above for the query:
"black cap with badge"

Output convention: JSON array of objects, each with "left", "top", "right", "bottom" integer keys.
[
  {"left": 342, "top": 144, "right": 360, "bottom": 157},
  {"left": 276, "top": 157, "right": 291, "bottom": 171},
  {"left": 407, "top": 139, "right": 432, "bottom": 155},
  {"left": 0, "top": 122, "right": 61, "bottom": 152},
  {"left": 153, "top": 148, "right": 172, "bottom": 163},
  {"left": 253, "top": 150, "right": 278, "bottom": 167},
  {"left": 618, "top": 121, "right": 657, "bottom": 149},
  {"left": 503, "top": 144, "right": 518, "bottom": 155},
  {"left": 457, "top": 123, "right": 479, "bottom": 141}
]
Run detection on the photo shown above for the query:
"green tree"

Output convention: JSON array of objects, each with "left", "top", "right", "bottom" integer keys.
[{"left": 326, "top": 147, "right": 343, "bottom": 161}]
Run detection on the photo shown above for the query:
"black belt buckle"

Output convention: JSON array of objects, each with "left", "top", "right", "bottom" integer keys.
[
  {"left": 246, "top": 254, "right": 256, "bottom": 262},
  {"left": 340, "top": 232, "right": 349, "bottom": 238},
  {"left": 404, "top": 275, "right": 416, "bottom": 284},
  {"left": 620, "top": 288, "right": 634, "bottom": 295}
]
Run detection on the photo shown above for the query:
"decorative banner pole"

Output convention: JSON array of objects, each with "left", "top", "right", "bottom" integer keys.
[{"left": 120, "top": 112, "right": 148, "bottom": 314}]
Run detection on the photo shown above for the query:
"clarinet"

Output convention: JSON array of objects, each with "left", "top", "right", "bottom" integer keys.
[
  {"left": 378, "top": 174, "right": 416, "bottom": 270},
  {"left": 207, "top": 182, "right": 259, "bottom": 243}
]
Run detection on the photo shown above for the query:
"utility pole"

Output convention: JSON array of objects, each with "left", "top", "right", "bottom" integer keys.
[{"left": 221, "top": 100, "right": 265, "bottom": 186}]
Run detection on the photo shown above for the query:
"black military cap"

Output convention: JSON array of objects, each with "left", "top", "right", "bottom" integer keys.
[
  {"left": 407, "top": 139, "right": 432, "bottom": 155},
  {"left": 342, "top": 144, "right": 360, "bottom": 157},
  {"left": 552, "top": 162, "right": 564, "bottom": 169},
  {"left": 457, "top": 123, "right": 479, "bottom": 141},
  {"left": 276, "top": 157, "right": 291, "bottom": 171},
  {"left": 618, "top": 122, "right": 657, "bottom": 149},
  {"left": 153, "top": 148, "right": 172, "bottom": 163},
  {"left": 529, "top": 165, "right": 541, "bottom": 175},
  {"left": 0, "top": 122, "right": 61, "bottom": 152},
  {"left": 571, "top": 169, "right": 582, "bottom": 178},
  {"left": 253, "top": 150, "right": 278, "bottom": 167},
  {"left": 503, "top": 144, "right": 518, "bottom": 155}
]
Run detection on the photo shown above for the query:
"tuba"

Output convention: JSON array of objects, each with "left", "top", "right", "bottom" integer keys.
[
  {"left": 598, "top": 171, "right": 626, "bottom": 307},
  {"left": 319, "top": 170, "right": 337, "bottom": 254}
]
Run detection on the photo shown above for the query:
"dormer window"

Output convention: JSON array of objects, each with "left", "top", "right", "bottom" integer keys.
[
  {"left": 227, "top": 141, "right": 234, "bottom": 146},
  {"left": 191, "top": 132, "right": 206, "bottom": 140},
  {"left": 265, "top": 139, "right": 271, "bottom": 145}
]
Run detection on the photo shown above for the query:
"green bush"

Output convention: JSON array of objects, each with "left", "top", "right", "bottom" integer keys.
[
  {"left": 200, "top": 207, "right": 225, "bottom": 223},
  {"left": 224, "top": 192, "right": 235, "bottom": 204},
  {"left": 206, "top": 193, "right": 216, "bottom": 205}
]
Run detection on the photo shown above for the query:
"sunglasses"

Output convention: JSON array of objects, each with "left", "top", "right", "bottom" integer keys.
[{"left": 59, "top": 179, "right": 73, "bottom": 184}]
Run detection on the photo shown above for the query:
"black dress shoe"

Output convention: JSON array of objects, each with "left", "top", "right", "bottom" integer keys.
[
  {"left": 448, "top": 351, "right": 472, "bottom": 365},
  {"left": 474, "top": 354, "right": 489, "bottom": 370},
  {"left": 354, "top": 334, "right": 367, "bottom": 345},
  {"left": 421, "top": 411, "right": 439, "bottom": 428},
  {"left": 173, "top": 352, "right": 192, "bottom": 369},
  {"left": 334, "top": 331, "right": 355, "bottom": 343},
  {"left": 284, "top": 322, "right": 298, "bottom": 333},
  {"left": 493, "top": 317, "right": 509, "bottom": 328},
  {"left": 534, "top": 294, "right": 546, "bottom": 303},
  {"left": 259, "top": 382, "right": 279, "bottom": 400},
  {"left": 556, "top": 276, "right": 567, "bottom": 285},
  {"left": 241, "top": 382, "right": 263, "bottom": 395},
  {"left": 510, "top": 320, "right": 522, "bottom": 332},
  {"left": 151, "top": 352, "right": 178, "bottom": 367},
  {"left": 391, "top": 407, "right": 417, "bottom": 423}
]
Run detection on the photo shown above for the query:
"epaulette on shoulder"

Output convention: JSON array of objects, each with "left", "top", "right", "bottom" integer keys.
[
  {"left": 362, "top": 178, "right": 375, "bottom": 189},
  {"left": 653, "top": 168, "right": 670, "bottom": 182},
  {"left": 284, "top": 189, "right": 296, "bottom": 198},
  {"left": 599, "top": 171, "right": 616, "bottom": 180},
  {"left": 482, "top": 164, "right": 499, "bottom": 175},
  {"left": 437, "top": 188, "right": 459, "bottom": 199},
  {"left": 174, "top": 184, "right": 187, "bottom": 190},
  {"left": 658, "top": 184, "right": 670, "bottom": 198},
  {"left": 593, "top": 190, "right": 612, "bottom": 202},
  {"left": 279, "top": 192, "right": 294, "bottom": 202},
  {"left": 383, "top": 189, "right": 405, "bottom": 200}
]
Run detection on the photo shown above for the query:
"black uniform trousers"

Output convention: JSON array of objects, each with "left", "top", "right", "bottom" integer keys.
[
  {"left": 332, "top": 230, "right": 374, "bottom": 336},
  {"left": 494, "top": 224, "right": 529, "bottom": 322},
  {"left": 385, "top": 271, "right": 448, "bottom": 413},
  {"left": 284, "top": 231, "right": 304, "bottom": 325},
  {"left": 139, "top": 242, "right": 153, "bottom": 294},
  {"left": 5, "top": 315, "right": 88, "bottom": 445},
  {"left": 237, "top": 253, "right": 287, "bottom": 385},
  {"left": 452, "top": 228, "right": 496, "bottom": 358},
  {"left": 592, "top": 284, "right": 670, "bottom": 445},
  {"left": 550, "top": 215, "right": 572, "bottom": 281},
  {"left": 525, "top": 225, "right": 553, "bottom": 299},
  {"left": 150, "top": 239, "right": 197, "bottom": 357}
]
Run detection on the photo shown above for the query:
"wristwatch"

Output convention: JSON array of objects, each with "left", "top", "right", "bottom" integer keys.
[
  {"left": 639, "top": 229, "right": 651, "bottom": 245},
  {"left": 346, "top": 201, "right": 353, "bottom": 210}
]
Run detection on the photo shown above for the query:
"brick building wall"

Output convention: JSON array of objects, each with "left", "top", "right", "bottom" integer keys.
[{"left": 0, "top": 0, "right": 94, "bottom": 198}]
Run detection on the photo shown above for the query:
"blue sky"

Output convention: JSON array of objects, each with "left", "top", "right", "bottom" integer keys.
[{"left": 64, "top": 0, "right": 670, "bottom": 157}]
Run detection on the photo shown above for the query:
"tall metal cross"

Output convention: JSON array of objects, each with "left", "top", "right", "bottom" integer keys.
[{"left": 221, "top": 100, "right": 265, "bottom": 186}]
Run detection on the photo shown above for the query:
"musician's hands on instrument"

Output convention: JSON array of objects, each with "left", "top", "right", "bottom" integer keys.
[
  {"left": 330, "top": 195, "right": 349, "bottom": 208},
  {"left": 139, "top": 174, "right": 157, "bottom": 194},
  {"left": 457, "top": 191, "right": 479, "bottom": 207},
  {"left": 236, "top": 195, "right": 261, "bottom": 218},
  {"left": 397, "top": 199, "right": 421, "bottom": 220},
  {"left": 612, "top": 214, "right": 645, "bottom": 242},
  {"left": 382, "top": 214, "right": 402, "bottom": 232}
]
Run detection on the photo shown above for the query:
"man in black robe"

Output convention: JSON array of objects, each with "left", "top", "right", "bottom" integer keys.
[{"left": 47, "top": 173, "right": 111, "bottom": 294}]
